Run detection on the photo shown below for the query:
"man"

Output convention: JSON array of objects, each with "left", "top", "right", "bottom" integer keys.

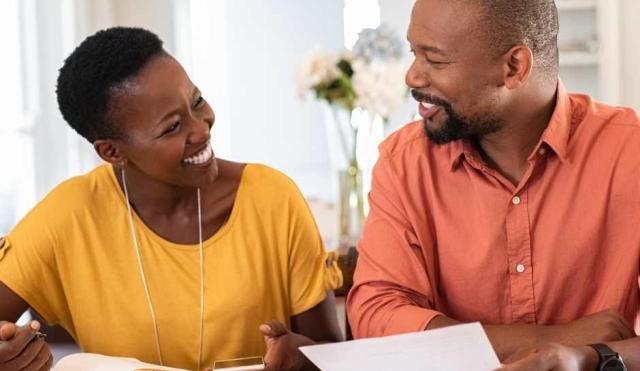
[{"left": 347, "top": 0, "right": 640, "bottom": 369}]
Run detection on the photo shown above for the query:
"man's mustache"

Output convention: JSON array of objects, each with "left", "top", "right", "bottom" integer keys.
[{"left": 411, "top": 89, "right": 449, "bottom": 107}]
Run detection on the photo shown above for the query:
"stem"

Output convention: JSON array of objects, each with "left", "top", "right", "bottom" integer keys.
[
  {"left": 350, "top": 125, "right": 358, "bottom": 169},
  {"left": 331, "top": 107, "right": 353, "bottom": 166}
]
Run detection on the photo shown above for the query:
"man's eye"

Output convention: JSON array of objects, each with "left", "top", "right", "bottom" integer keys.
[
  {"left": 163, "top": 122, "right": 180, "bottom": 135},
  {"left": 426, "top": 59, "right": 450, "bottom": 68},
  {"left": 194, "top": 96, "right": 205, "bottom": 107}
]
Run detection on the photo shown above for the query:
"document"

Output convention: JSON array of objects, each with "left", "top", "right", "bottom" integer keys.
[{"left": 299, "top": 322, "right": 500, "bottom": 371}]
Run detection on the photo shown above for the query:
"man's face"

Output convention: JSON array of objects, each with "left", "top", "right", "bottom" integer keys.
[{"left": 406, "top": 0, "right": 506, "bottom": 144}]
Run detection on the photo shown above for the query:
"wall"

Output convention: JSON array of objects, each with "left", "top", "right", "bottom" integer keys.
[
  {"left": 226, "top": 0, "right": 345, "bottom": 200},
  {"left": 621, "top": 0, "right": 640, "bottom": 111}
]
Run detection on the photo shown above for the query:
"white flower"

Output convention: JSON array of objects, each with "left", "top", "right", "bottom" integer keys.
[
  {"left": 352, "top": 60, "right": 407, "bottom": 119},
  {"left": 294, "top": 49, "right": 342, "bottom": 99},
  {"left": 352, "top": 25, "right": 405, "bottom": 63}
]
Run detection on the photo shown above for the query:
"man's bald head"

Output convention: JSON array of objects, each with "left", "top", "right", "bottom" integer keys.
[{"left": 471, "top": 0, "right": 559, "bottom": 80}]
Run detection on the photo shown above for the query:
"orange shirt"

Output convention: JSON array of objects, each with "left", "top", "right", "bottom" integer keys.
[{"left": 347, "top": 82, "right": 640, "bottom": 338}]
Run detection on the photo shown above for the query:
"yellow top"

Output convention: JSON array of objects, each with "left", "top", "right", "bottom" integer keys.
[{"left": 0, "top": 163, "right": 341, "bottom": 370}]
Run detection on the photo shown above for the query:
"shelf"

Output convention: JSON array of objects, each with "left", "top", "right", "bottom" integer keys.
[
  {"left": 556, "top": 0, "right": 597, "bottom": 11},
  {"left": 559, "top": 52, "right": 598, "bottom": 66}
]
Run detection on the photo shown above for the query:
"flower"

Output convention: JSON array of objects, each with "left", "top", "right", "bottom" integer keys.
[
  {"left": 295, "top": 49, "right": 357, "bottom": 112},
  {"left": 352, "top": 25, "right": 404, "bottom": 63},
  {"left": 295, "top": 24, "right": 407, "bottom": 121},
  {"left": 295, "top": 49, "right": 342, "bottom": 98},
  {"left": 352, "top": 60, "right": 407, "bottom": 119}
]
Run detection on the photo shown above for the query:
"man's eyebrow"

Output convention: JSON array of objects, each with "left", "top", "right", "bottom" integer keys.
[
  {"left": 417, "top": 44, "right": 448, "bottom": 56},
  {"left": 407, "top": 36, "right": 448, "bottom": 56}
]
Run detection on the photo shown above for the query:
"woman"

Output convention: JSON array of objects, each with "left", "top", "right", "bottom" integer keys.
[{"left": 0, "top": 27, "right": 342, "bottom": 371}]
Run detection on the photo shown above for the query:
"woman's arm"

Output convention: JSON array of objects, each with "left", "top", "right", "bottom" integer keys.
[
  {"left": 0, "top": 281, "right": 53, "bottom": 371},
  {"left": 260, "top": 292, "right": 343, "bottom": 371},
  {"left": 291, "top": 291, "right": 343, "bottom": 343}
]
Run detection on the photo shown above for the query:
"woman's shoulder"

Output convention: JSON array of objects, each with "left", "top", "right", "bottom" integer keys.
[
  {"left": 8, "top": 164, "right": 117, "bottom": 238},
  {"left": 241, "top": 163, "right": 301, "bottom": 195},
  {"left": 36, "top": 163, "right": 116, "bottom": 212}
]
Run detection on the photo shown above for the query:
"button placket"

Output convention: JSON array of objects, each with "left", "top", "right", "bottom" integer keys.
[{"left": 505, "top": 190, "right": 536, "bottom": 323}]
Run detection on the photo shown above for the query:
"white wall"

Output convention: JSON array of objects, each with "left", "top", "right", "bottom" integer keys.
[
  {"left": 378, "top": 0, "right": 417, "bottom": 134},
  {"left": 621, "top": 0, "right": 640, "bottom": 111},
  {"left": 225, "top": 0, "right": 345, "bottom": 200}
]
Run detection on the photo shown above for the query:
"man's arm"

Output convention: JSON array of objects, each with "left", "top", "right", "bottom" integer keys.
[
  {"left": 429, "top": 310, "right": 635, "bottom": 362},
  {"left": 498, "top": 337, "right": 639, "bottom": 371}
]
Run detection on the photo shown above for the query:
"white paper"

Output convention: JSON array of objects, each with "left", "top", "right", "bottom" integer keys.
[
  {"left": 300, "top": 322, "right": 500, "bottom": 371},
  {"left": 54, "top": 353, "right": 189, "bottom": 371}
]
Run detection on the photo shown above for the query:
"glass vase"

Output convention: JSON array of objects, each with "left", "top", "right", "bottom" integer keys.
[{"left": 338, "top": 164, "right": 365, "bottom": 248}]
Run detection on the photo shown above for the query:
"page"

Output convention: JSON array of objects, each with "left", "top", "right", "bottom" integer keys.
[
  {"left": 299, "top": 322, "right": 500, "bottom": 371},
  {"left": 54, "top": 353, "right": 189, "bottom": 371}
]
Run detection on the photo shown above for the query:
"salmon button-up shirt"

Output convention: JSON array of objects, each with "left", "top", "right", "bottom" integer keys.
[{"left": 347, "top": 82, "right": 640, "bottom": 338}]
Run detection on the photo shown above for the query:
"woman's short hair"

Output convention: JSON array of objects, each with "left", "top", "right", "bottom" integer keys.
[{"left": 56, "top": 27, "right": 164, "bottom": 143}]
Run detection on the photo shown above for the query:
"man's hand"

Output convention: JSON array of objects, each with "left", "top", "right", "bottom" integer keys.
[
  {"left": 260, "top": 320, "right": 317, "bottom": 371},
  {"left": 496, "top": 343, "right": 598, "bottom": 371},
  {"left": 550, "top": 309, "right": 635, "bottom": 346},
  {"left": 0, "top": 320, "right": 52, "bottom": 371}
]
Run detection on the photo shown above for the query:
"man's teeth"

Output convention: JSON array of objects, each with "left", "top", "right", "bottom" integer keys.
[
  {"left": 183, "top": 146, "right": 213, "bottom": 164},
  {"left": 421, "top": 102, "right": 435, "bottom": 109}
]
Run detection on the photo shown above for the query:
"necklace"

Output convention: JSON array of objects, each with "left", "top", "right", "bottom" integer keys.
[{"left": 121, "top": 168, "right": 205, "bottom": 370}]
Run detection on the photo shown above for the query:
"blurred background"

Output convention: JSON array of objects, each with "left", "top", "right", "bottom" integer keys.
[
  {"left": 0, "top": 0, "right": 639, "bottom": 361},
  {"left": 1, "top": 0, "right": 639, "bottom": 239}
]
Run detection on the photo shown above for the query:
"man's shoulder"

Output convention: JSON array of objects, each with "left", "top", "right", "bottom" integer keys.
[{"left": 573, "top": 94, "right": 640, "bottom": 130}]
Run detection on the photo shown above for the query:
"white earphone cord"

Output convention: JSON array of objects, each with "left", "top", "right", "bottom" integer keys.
[{"left": 122, "top": 168, "right": 205, "bottom": 369}]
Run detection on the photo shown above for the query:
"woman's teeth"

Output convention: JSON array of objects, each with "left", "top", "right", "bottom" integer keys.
[{"left": 183, "top": 146, "right": 213, "bottom": 165}]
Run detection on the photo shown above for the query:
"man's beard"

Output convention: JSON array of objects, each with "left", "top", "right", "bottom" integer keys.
[{"left": 411, "top": 89, "right": 504, "bottom": 145}]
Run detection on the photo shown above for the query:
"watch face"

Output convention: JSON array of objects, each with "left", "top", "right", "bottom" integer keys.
[{"left": 602, "top": 357, "right": 626, "bottom": 371}]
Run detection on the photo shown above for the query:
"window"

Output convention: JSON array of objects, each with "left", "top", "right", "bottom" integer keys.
[{"left": 0, "top": 0, "right": 35, "bottom": 235}]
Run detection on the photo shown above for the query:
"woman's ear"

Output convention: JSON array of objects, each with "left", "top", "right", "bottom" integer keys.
[{"left": 93, "top": 140, "right": 127, "bottom": 166}]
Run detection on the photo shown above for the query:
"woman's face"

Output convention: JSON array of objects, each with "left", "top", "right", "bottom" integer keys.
[{"left": 107, "top": 54, "right": 218, "bottom": 188}]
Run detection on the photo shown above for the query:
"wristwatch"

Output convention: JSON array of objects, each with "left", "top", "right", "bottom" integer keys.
[{"left": 588, "top": 344, "right": 626, "bottom": 371}]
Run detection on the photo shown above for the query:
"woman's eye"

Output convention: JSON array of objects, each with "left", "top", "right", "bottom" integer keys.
[{"left": 163, "top": 122, "right": 180, "bottom": 135}]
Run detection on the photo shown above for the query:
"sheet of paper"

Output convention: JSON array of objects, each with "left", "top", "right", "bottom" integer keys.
[
  {"left": 54, "top": 353, "right": 189, "bottom": 371},
  {"left": 300, "top": 322, "right": 500, "bottom": 371}
]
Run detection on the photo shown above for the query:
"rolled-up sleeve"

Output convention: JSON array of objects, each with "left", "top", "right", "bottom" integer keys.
[{"left": 347, "top": 148, "right": 443, "bottom": 338}]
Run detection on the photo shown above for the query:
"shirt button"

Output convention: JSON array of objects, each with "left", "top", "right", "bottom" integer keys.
[
  {"left": 516, "top": 264, "right": 526, "bottom": 273},
  {"left": 539, "top": 147, "right": 546, "bottom": 156},
  {"left": 511, "top": 196, "right": 521, "bottom": 205}
]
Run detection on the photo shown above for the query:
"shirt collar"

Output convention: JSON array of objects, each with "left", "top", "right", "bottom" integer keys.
[{"left": 538, "top": 80, "right": 573, "bottom": 163}]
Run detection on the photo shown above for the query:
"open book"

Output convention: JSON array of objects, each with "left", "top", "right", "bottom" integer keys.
[
  {"left": 54, "top": 353, "right": 265, "bottom": 371},
  {"left": 54, "top": 353, "right": 189, "bottom": 371}
]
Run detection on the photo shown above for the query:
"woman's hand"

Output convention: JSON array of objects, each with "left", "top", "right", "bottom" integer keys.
[
  {"left": 260, "top": 320, "right": 317, "bottom": 371},
  {"left": 496, "top": 343, "right": 598, "bottom": 371},
  {"left": 0, "top": 320, "right": 52, "bottom": 371}
]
